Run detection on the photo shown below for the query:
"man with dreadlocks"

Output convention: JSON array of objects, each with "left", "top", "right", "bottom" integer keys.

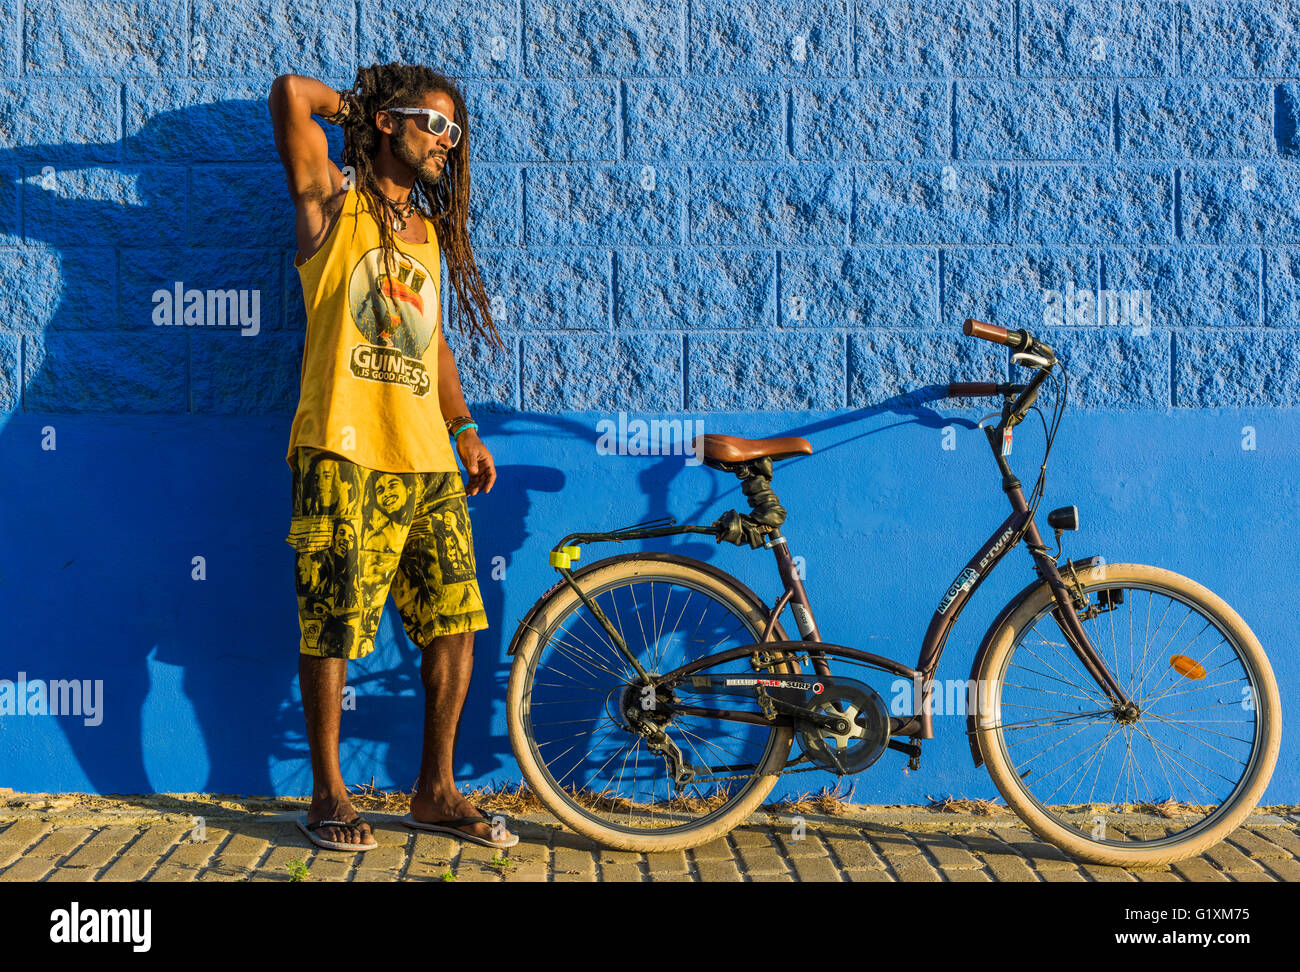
[{"left": 270, "top": 64, "right": 514, "bottom": 852}]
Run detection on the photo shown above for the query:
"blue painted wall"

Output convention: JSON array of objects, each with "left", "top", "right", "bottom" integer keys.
[{"left": 0, "top": 0, "right": 1296, "bottom": 802}]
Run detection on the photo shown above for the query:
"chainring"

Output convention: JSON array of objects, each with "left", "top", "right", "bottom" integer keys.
[{"left": 795, "top": 683, "right": 891, "bottom": 774}]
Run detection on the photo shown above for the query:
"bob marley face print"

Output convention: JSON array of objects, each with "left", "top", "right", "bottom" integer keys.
[{"left": 346, "top": 246, "right": 438, "bottom": 396}]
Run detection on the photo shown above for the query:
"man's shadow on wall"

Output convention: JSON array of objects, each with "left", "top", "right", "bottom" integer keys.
[{"left": 0, "top": 99, "right": 978, "bottom": 797}]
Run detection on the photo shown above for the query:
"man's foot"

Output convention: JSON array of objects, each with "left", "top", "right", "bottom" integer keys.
[
  {"left": 306, "top": 793, "right": 375, "bottom": 847},
  {"left": 409, "top": 788, "right": 513, "bottom": 844}
]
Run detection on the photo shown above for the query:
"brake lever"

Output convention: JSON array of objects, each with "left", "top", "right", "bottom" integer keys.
[{"left": 1012, "top": 350, "right": 1054, "bottom": 369}]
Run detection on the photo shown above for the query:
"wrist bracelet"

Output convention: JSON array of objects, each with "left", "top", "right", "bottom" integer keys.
[
  {"left": 451, "top": 421, "right": 478, "bottom": 439},
  {"left": 322, "top": 91, "right": 355, "bottom": 126}
]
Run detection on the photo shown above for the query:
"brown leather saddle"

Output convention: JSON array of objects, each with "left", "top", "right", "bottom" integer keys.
[{"left": 692, "top": 433, "right": 813, "bottom": 468}]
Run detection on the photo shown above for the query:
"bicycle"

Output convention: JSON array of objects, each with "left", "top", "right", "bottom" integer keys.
[{"left": 505, "top": 319, "right": 1282, "bottom": 865}]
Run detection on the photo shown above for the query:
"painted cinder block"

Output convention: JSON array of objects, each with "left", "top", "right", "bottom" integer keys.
[
  {"left": 687, "top": 332, "right": 843, "bottom": 409},
  {"left": 794, "top": 82, "right": 948, "bottom": 160},
  {"left": 779, "top": 247, "right": 937, "bottom": 327},
  {"left": 465, "top": 82, "right": 618, "bottom": 161},
  {"left": 1035, "top": 326, "right": 1171, "bottom": 407},
  {"left": 526, "top": 164, "right": 684, "bottom": 246},
  {"left": 848, "top": 329, "right": 1007, "bottom": 405},
  {"left": 190, "top": 331, "right": 303, "bottom": 413},
  {"left": 0, "top": 80, "right": 121, "bottom": 161},
  {"left": 957, "top": 82, "right": 1110, "bottom": 160},
  {"left": 525, "top": 0, "right": 682, "bottom": 77},
  {"left": 465, "top": 165, "right": 521, "bottom": 247},
  {"left": 191, "top": 0, "right": 353, "bottom": 79},
  {"left": 615, "top": 249, "right": 774, "bottom": 330},
  {"left": 0, "top": 246, "right": 117, "bottom": 331},
  {"left": 1264, "top": 248, "right": 1300, "bottom": 327},
  {"left": 0, "top": 333, "right": 18, "bottom": 409},
  {"left": 472, "top": 249, "right": 610, "bottom": 331},
  {"left": 944, "top": 247, "right": 1098, "bottom": 329},
  {"left": 0, "top": 0, "right": 18, "bottom": 77},
  {"left": 0, "top": 172, "right": 16, "bottom": 245},
  {"left": 1119, "top": 83, "right": 1273, "bottom": 160},
  {"left": 1183, "top": 0, "right": 1300, "bottom": 77},
  {"left": 690, "top": 0, "right": 850, "bottom": 76},
  {"left": 1174, "top": 329, "right": 1300, "bottom": 406},
  {"left": 23, "top": 332, "right": 189, "bottom": 412},
  {"left": 1019, "top": 0, "right": 1175, "bottom": 78},
  {"left": 23, "top": 165, "right": 186, "bottom": 248},
  {"left": 627, "top": 81, "right": 784, "bottom": 160},
  {"left": 690, "top": 164, "right": 851, "bottom": 245},
  {"left": 1102, "top": 247, "right": 1260, "bottom": 329},
  {"left": 524, "top": 333, "right": 681, "bottom": 410},
  {"left": 360, "top": 0, "right": 519, "bottom": 78},
  {"left": 124, "top": 82, "right": 286, "bottom": 162},
  {"left": 24, "top": 0, "right": 185, "bottom": 76},
  {"left": 190, "top": 166, "right": 297, "bottom": 249},
  {"left": 443, "top": 328, "right": 518, "bottom": 411},
  {"left": 854, "top": 164, "right": 1015, "bottom": 244},
  {"left": 855, "top": 0, "right": 1013, "bottom": 78},
  {"left": 1182, "top": 164, "right": 1300, "bottom": 242},
  {"left": 1277, "top": 83, "right": 1300, "bottom": 158},
  {"left": 1019, "top": 165, "right": 1172, "bottom": 243}
]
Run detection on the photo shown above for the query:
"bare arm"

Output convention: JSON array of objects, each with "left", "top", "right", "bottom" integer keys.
[
  {"left": 268, "top": 74, "right": 349, "bottom": 262},
  {"left": 438, "top": 331, "right": 495, "bottom": 495}
]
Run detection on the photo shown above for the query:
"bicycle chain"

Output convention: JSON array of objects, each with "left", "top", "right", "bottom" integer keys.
[{"left": 679, "top": 649, "right": 840, "bottom": 785}]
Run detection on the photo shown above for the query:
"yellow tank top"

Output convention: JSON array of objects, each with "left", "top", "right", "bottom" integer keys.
[{"left": 286, "top": 188, "right": 458, "bottom": 473}]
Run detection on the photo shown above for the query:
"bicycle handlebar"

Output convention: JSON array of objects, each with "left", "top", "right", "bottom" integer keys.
[
  {"left": 963, "top": 318, "right": 1010, "bottom": 344},
  {"left": 948, "top": 381, "right": 1002, "bottom": 398},
  {"left": 963, "top": 318, "right": 1056, "bottom": 363}
]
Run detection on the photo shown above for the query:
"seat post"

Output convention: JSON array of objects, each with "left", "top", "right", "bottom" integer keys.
[{"left": 736, "top": 457, "right": 786, "bottom": 531}]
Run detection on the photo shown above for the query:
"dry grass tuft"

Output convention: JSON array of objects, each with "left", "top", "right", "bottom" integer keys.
[
  {"left": 924, "top": 795, "right": 1002, "bottom": 815},
  {"left": 764, "top": 781, "right": 857, "bottom": 816}
]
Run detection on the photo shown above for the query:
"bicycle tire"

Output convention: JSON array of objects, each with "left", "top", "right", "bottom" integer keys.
[
  {"left": 507, "top": 553, "right": 798, "bottom": 853},
  {"left": 975, "top": 562, "right": 1281, "bottom": 867}
]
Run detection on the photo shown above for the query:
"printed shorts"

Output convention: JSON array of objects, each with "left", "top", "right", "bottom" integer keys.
[{"left": 286, "top": 445, "right": 489, "bottom": 659}]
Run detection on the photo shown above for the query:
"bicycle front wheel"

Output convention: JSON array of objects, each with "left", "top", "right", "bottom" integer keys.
[
  {"left": 507, "top": 553, "right": 798, "bottom": 852},
  {"left": 976, "top": 562, "right": 1281, "bottom": 866}
]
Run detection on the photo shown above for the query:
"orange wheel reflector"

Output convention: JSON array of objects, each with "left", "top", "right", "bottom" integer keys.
[{"left": 1170, "top": 655, "right": 1206, "bottom": 680}]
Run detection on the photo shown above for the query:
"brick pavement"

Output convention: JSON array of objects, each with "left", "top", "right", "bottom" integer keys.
[{"left": 1, "top": 795, "right": 1297, "bottom": 882}]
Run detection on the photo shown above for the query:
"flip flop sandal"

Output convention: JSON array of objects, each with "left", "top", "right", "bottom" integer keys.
[
  {"left": 296, "top": 813, "right": 378, "bottom": 852},
  {"left": 401, "top": 805, "right": 519, "bottom": 848}
]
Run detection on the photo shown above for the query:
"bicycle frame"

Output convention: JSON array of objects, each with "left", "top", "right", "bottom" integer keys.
[{"left": 539, "top": 382, "right": 1133, "bottom": 757}]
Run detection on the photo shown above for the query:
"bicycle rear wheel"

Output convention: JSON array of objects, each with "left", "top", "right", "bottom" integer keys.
[
  {"left": 507, "top": 553, "right": 798, "bottom": 852},
  {"left": 976, "top": 562, "right": 1281, "bottom": 866}
]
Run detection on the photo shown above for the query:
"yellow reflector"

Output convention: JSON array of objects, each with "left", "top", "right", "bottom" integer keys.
[{"left": 1169, "top": 655, "right": 1206, "bottom": 680}]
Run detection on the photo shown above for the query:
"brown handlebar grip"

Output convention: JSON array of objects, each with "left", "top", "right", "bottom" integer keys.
[
  {"left": 948, "top": 381, "right": 1000, "bottom": 398},
  {"left": 963, "top": 318, "right": 1010, "bottom": 344}
]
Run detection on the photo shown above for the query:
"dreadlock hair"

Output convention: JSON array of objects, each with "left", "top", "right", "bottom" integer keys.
[{"left": 338, "top": 63, "right": 503, "bottom": 350}]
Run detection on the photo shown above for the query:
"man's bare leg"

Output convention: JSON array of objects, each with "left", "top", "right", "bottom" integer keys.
[
  {"left": 300, "top": 653, "right": 373, "bottom": 846},
  {"left": 409, "top": 630, "right": 511, "bottom": 841}
]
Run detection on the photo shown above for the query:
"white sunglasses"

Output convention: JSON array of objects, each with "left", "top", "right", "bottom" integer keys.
[{"left": 387, "top": 107, "right": 462, "bottom": 147}]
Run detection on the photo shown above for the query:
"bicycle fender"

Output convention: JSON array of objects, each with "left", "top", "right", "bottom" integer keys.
[{"left": 505, "top": 551, "right": 787, "bottom": 656}]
